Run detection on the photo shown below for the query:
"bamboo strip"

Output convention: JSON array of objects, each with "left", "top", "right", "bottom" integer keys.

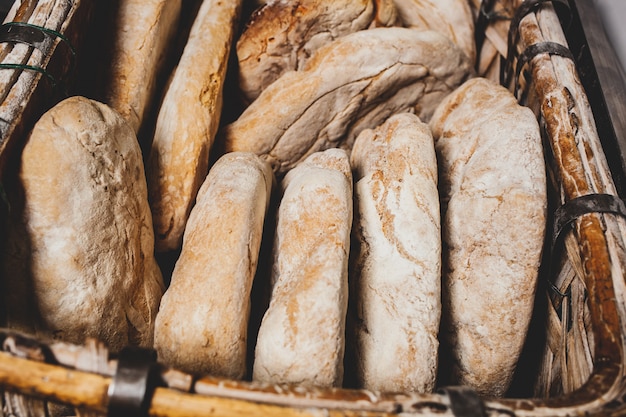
[
  {"left": 0, "top": 0, "right": 73, "bottom": 140},
  {"left": 516, "top": 0, "right": 626, "bottom": 365}
]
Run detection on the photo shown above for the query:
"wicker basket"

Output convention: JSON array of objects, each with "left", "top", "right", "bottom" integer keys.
[{"left": 2, "top": 0, "right": 626, "bottom": 415}]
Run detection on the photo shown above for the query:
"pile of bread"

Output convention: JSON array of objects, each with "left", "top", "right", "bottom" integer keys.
[{"left": 1, "top": 0, "right": 546, "bottom": 399}]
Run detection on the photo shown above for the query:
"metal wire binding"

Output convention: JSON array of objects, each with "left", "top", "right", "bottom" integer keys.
[
  {"left": 500, "top": 0, "right": 571, "bottom": 88},
  {"left": 0, "top": 21, "right": 76, "bottom": 90}
]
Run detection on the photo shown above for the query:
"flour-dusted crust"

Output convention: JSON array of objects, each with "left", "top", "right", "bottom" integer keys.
[
  {"left": 18, "top": 96, "right": 164, "bottom": 352},
  {"left": 154, "top": 152, "right": 273, "bottom": 379},
  {"left": 221, "top": 27, "right": 473, "bottom": 175},
  {"left": 349, "top": 112, "right": 440, "bottom": 393},
  {"left": 392, "top": 0, "right": 475, "bottom": 63},
  {"left": 253, "top": 148, "right": 352, "bottom": 388},
  {"left": 429, "top": 77, "right": 547, "bottom": 397},
  {"left": 103, "top": 0, "right": 181, "bottom": 134},
  {"left": 147, "top": 0, "right": 241, "bottom": 252},
  {"left": 236, "top": 0, "right": 374, "bottom": 103}
]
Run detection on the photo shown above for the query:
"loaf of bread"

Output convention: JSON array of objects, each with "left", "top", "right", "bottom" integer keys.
[
  {"left": 222, "top": 27, "right": 473, "bottom": 175},
  {"left": 349, "top": 112, "right": 440, "bottom": 393},
  {"left": 154, "top": 152, "right": 273, "bottom": 379},
  {"left": 429, "top": 77, "right": 547, "bottom": 397},
  {"left": 147, "top": 0, "right": 242, "bottom": 252},
  {"left": 372, "top": 0, "right": 400, "bottom": 27},
  {"left": 236, "top": 0, "right": 374, "bottom": 103},
  {"left": 253, "top": 148, "right": 352, "bottom": 388},
  {"left": 392, "top": 0, "right": 475, "bottom": 63},
  {"left": 102, "top": 0, "right": 181, "bottom": 135},
  {"left": 15, "top": 96, "right": 164, "bottom": 352}
]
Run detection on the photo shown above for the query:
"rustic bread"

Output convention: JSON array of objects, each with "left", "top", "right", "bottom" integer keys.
[
  {"left": 16, "top": 96, "right": 164, "bottom": 352},
  {"left": 154, "top": 152, "right": 273, "bottom": 379},
  {"left": 349, "top": 112, "right": 440, "bottom": 393},
  {"left": 147, "top": 0, "right": 242, "bottom": 252},
  {"left": 392, "top": 0, "right": 475, "bottom": 63},
  {"left": 429, "top": 77, "right": 547, "bottom": 397},
  {"left": 102, "top": 0, "right": 181, "bottom": 135},
  {"left": 221, "top": 27, "right": 473, "bottom": 175},
  {"left": 253, "top": 148, "right": 352, "bottom": 388},
  {"left": 236, "top": 0, "right": 374, "bottom": 103},
  {"left": 371, "top": 0, "right": 400, "bottom": 27}
]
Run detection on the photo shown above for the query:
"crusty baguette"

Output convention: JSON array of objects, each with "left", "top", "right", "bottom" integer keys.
[
  {"left": 102, "top": 0, "right": 181, "bottom": 134},
  {"left": 253, "top": 148, "right": 352, "bottom": 388},
  {"left": 154, "top": 152, "right": 273, "bottom": 379},
  {"left": 349, "top": 112, "right": 440, "bottom": 393},
  {"left": 147, "top": 0, "right": 242, "bottom": 252},
  {"left": 221, "top": 27, "right": 473, "bottom": 175},
  {"left": 16, "top": 96, "right": 164, "bottom": 352},
  {"left": 429, "top": 77, "right": 547, "bottom": 397},
  {"left": 392, "top": 0, "right": 475, "bottom": 63},
  {"left": 236, "top": 0, "right": 374, "bottom": 103}
]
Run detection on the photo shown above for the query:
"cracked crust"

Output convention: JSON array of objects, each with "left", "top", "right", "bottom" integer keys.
[
  {"left": 429, "top": 77, "right": 547, "bottom": 397},
  {"left": 236, "top": 0, "right": 375, "bottom": 103},
  {"left": 348, "top": 113, "right": 440, "bottom": 393},
  {"left": 154, "top": 152, "right": 273, "bottom": 379},
  {"left": 18, "top": 96, "right": 164, "bottom": 352},
  {"left": 253, "top": 148, "right": 352, "bottom": 388},
  {"left": 221, "top": 27, "right": 473, "bottom": 176}
]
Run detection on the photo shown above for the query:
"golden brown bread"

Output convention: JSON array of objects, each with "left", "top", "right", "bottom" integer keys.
[
  {"left": 253, "top": 148, "right": 352, "bottom": 388},
  {"left": 15, "top": 96, "right": 164, "bottom": 352},
  {"left": 392, "top": 0, "right": 475, "bottom": 63},
  {"left": 429, "top": 77, "right": 547, "bottom": 397},
  {"left": 349, "top": 112, "right": 440, "bottom": 393},
  {"left": 236, "top": 0, "right": 374, "bottom": 103},
  {"left": 102, "top": 0, "right": 182, "bottom": 134},
  {"left": 222, "top": 27, "right": 473, "bottom": 175},
  {"left": 147, "top": 0, "right": 242, "bottom": 252},
  {"left": 154, "top": 152, "right": 273, "bottom": 379}
]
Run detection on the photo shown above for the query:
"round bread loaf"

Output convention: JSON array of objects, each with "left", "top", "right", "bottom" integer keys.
[
  {"left": 221, "top": 27, "right": 473, "bottom": 175},
  {"left": 236, "top": 0, "right": 374, "bottom": 103},
  {"left": 154, "top": 152, "right": 273, "bottom": 379},
  {"left": 349, "top": 112, "right": 440, "bottom": 393},
  {"left": 429, "top": 77, "right": 547, "bottom": 397},
  {"left": 392, "top": 0, "right": 475, "bottom": 63},
  {"left": 253, "top": 148, "right": 352, "bottom": 388},
  {"left": 102, "top": 0, "right": 181, "bottom": 134},
  {"left": 17, "top": 96, "right": 164, "bottom": 352},
  {"left": 147, "top": 0, "right": 242, "bottom": 252}
]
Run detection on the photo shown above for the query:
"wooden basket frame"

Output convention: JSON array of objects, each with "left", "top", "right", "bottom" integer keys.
[{"left": 2, "top": 0, "right": 626, "bottom": 416}]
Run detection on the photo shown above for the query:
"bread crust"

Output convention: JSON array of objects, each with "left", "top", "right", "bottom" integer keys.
[
  {"left": 147, "top": 0, "right": 242, "bottom": 252},
  {"left": 253, "top": 148, "right": 352, "bottom": 388},
  {"left": 222, "top": 27, "right": 473, "bottom": 175},
  {"left": 429, "top": 77, "right": 547, "bottom": 397},
  {"left": 103, "top": 0, "right": 182, "bottom": 134},
  {"left": 154, "top": 152, "right": 273, "bottom": 379},
  {"left": 392, "top": 0, "right": 475, "bottom": 63},
  {"left": 236, "top": 0, "right": 374, "bottom": 103},
  {"left": 349, "top": 112, "right": 440, "bottom": 393},
  {"left": 18, "top": 96, "right": 164, "bottom": 352}
]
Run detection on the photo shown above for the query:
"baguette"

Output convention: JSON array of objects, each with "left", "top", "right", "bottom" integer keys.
[
  {"left": 253, "top": 148, "right": 352, "bottom": 388},
  {"left": 429, "top": 77, "right": 547, "bottom": 397},
  {"left": 15, "top": 96, "right": 164, "bottom": 352},
  {"left": 147, "top": 0, "right": 242, "bottom": 252},
  {"left": 349, "top": 112, "right": 440, "bottom": 393}
]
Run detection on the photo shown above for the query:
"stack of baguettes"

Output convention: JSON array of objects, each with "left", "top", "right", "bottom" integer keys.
[{"left": 1, "top": 0, "right": 551, "bottom": 402}]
